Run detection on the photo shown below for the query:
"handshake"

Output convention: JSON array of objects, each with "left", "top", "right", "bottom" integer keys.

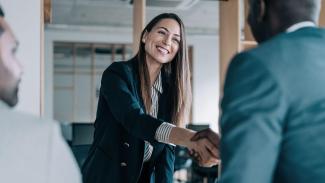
[{"left": 188, "top": 128, "right": 220, "bottom": 167}]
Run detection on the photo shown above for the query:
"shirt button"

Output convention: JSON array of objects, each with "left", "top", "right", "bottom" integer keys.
[
  {"left": 123, "top": 142, "right": 130, "bottom": 148},
  {"left": 120, "top": 162, "right": 127, "bottom": 167}
]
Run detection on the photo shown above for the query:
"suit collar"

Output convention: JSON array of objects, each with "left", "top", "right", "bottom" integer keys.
[
  {"left": 129, "top": 56, "right": 172, "bottom": 120},
  {"left": 286, "top": 21, "right": 316, "bottom": 33},
  {"left": 0, "top": 100, "right": 10, "bottom": 110}
]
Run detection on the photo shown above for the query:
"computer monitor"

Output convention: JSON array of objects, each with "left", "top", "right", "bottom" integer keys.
[{"left": 186, "top": 124, "right": 210, "bottom": 132}]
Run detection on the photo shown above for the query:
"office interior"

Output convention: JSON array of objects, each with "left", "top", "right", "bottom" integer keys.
[{"left": 2, "top": 0, "right": 325, "bottom": 182}]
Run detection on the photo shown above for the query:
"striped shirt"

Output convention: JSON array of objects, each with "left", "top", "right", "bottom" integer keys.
[{"left": 143, "top": 72, "right": 175, "bottom": 162}]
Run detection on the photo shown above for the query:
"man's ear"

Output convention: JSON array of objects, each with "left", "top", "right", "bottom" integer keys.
[
  {"left": 257, "top": 0, "right": 266, "bottom": 22},
  {"left": 142, "top": 30, "right": 148, "bottom": 43}
]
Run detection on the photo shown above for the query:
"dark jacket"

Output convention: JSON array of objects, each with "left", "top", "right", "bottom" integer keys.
[
  {"left": 82, "top": 57, "right": 175, "bottom": 183},
  {"left": 220, "top": 27, "right": 325, "bottom": 183}
]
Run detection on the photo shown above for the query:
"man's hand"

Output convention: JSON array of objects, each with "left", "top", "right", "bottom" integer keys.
[
  {"left": 191, "top": 128, "right": 220, "bottom": 147},
  {"left": 189, "top": 128, "right": 220, "bottom": 167},
  {"left": 167, "top": 126, "right": 220, "bottom": 167}
]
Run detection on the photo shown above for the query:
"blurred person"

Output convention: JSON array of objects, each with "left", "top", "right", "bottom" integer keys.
[
  {"left": 0, "top": 6, "right": 81, "bottom": 183},
  {"left": 219, "top": 0, "right": 325, "bottom": 183}
]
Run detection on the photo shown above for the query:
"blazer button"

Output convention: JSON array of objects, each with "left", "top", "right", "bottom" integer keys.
[
  {"left": 123, "top": 142, "right": 130, "bottom": 148},
  {"left": 120, "top": 162, "right": 127, "bottom": 167}
]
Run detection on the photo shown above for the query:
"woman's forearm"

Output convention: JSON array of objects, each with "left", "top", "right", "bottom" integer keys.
[{"left": 168, "top": 127, "right": 196, "bottom": 148}]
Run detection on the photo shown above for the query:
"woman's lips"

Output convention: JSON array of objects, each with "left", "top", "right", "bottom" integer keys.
[{"left": 156, "top": 45, "right": 169, "bottom": 54}]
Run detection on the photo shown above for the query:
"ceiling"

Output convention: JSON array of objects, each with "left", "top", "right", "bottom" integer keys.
[{"left": 51, "top": 0, "right": 220, "bottom": 35}]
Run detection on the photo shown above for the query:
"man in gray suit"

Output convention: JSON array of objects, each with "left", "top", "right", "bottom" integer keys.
[
  {"left": 219, "top": 0, "right": 325, "bottom": 183},
  {"left": 0, "top": 6, "right": 81, "bottom": 183}
]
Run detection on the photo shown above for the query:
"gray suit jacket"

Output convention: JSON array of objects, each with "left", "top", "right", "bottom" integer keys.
[
  {"left": 220, "top": 27, "right": 325, "bottom": 183},
  {"left": 0, "top": 101, "right": 81, "bottom": 183}
]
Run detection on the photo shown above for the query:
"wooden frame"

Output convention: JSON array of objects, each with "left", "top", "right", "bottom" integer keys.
[
  {"left": 219, "top": 0, "right": 241, "bottom": 93},
  {"left": 132, "top": 0, "right": 146, "bottom": 54},
  {"left": 44, "top": 0, "right": 51, "bottom": 23},
  {"left": 320, "top": 1, "right": 325, "bottom": 27}
]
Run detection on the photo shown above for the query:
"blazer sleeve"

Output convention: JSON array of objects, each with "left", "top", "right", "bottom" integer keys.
[
  {"left": 154, "top": 145, "right": 175, "bottom": 183},
  {"left": 219, "top": 53, "right": 288, "bottom": 183},
  {"left": 100, "top": 63, "right": 164, "bottom": 143}
]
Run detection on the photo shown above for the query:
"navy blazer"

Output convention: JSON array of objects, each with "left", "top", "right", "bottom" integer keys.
[{"left": 82, "top": 57, "right": 175, "bottom": 183}]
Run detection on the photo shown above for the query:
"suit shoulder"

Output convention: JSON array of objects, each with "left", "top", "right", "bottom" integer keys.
[
  {"left": 233, "top": 33, "right": 291, "bottom": 69},
  {"left": 3, "top": 109, "right": 44, "bottom": 121},
  {"left": 247, "top": 36, "right": 284, "bottom": 56},
  {"left": 103, "top": 59, "right": 136, "bottom": 77},
  {"left": 244, "top": 28, "right": 320, "bottom": 63},
  {"left": 0, "top": 110, "right": 63, "bottom": 147}
]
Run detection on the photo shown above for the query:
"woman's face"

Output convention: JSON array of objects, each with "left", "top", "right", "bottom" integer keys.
[{"left": 142, "top": 18, "right": 181, "bottom": 65}]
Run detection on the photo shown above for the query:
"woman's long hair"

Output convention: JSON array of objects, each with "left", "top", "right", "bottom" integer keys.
[{"left": 136, "top": 13, "right": 192, "bottom": 127}]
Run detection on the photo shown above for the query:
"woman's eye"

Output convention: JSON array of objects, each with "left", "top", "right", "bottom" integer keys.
[
  {"left": 173, "top": 38, "right": 180, "bottom": 44},
  {"left": 158, "top": 30, "right": 166, "bottom": 35}
]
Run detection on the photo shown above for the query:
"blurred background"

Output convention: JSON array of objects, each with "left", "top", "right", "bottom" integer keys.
[
  {"left": 8, "top": 0, "right": 325, "bottom": 182},
  {"left": 46, "top": 0, "right": 220, "bottom": 132}
]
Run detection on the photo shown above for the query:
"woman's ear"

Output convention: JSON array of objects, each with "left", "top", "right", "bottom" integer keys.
[{"left": 142, "top": 31, "right": 148, "bottom": 43}]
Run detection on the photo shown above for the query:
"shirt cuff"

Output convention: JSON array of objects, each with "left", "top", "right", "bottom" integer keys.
[{"left": 155, "top": 122, "right": 176, "bottom": 146}]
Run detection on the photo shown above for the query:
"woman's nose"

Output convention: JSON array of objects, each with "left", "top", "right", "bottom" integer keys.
[{"left": 163, "top": 36, "right": 172, "bottom": 46}]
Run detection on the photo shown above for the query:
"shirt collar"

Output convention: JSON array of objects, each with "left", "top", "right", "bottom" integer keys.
[
  {"left": 0, "top": 100, "right": 10, "bottom": 110},
  {"left": 286, "top": 21, "right": 316, "bottom": 33},
  {"left": 152, "top": 72, "right": 163, "bottom": 94}
]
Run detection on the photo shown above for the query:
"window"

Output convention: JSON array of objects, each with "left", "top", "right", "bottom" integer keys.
[{"left": 53, "top": 42, "right": 132, "bottom": 123}]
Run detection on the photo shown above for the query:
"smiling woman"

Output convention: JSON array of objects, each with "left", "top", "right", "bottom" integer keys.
[
  {"left": 137, "top": 14, "right": 190, "bottom": 126},
  {"left": 82, "top": 13, "right": 219, "bottom": 183},
  {"left": 142, "top": 19, "right": 180, "bottom": 66}
]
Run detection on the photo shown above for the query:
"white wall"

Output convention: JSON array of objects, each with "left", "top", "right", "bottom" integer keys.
[
  {"left": 1, "top": 0, "right": 42, "bottom": 116},
  {"left": 189, "top": 36, "right": 220, "bottom": 132},
  {"left": 45, "top": 26, "right": 220, "bottom": 132}
]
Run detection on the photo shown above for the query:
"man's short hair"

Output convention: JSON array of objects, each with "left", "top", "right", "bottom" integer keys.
[{"left": 0, "top": 5, "right": 4, "bottom": 17}]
